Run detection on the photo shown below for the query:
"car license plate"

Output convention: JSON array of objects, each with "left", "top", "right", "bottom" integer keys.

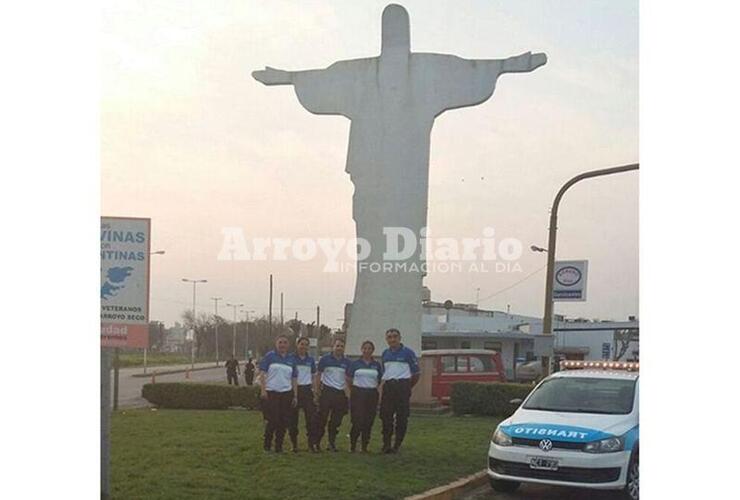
[{"left": 529, "top": 456, "right": 559, "bottom": 471}]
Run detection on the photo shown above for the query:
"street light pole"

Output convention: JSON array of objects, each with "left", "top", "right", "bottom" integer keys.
[
  {"left": 144, "top": 251, "right": 165, "bottom": 375},
  {"left": 541, "top": 163, "right": 639, "bottom": 375},
  {"left": 243, "top": 310, "right": 255, "bottom": 359},
  {"left": 211, "top": 297, "right": 222, "bottom": 367},
  {"left": 226, "top": 303, "right": 244, "bottom": 356},
  {"left": 182, "top": 278, "right": 207, "bottom": 369}
]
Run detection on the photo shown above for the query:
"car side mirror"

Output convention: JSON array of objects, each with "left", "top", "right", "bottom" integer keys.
[{"left": 509, "top": 398, "right": 523, "bottom": 406}]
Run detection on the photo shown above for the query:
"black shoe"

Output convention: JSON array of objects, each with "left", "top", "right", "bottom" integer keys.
[
  {"left": 263, "top": 445, "right": 271, "bottom": 453},
  {"left": 327, "top": 442, "right": 338, "bottom": 452},
  {"left": 382, "top": 447, "right": 396, "bottom": 454}
]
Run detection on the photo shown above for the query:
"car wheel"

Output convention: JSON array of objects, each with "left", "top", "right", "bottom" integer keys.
[
  {"left": 624, "top": 450, "right": 639, "bottom": 499},
  {"left": 490, "top": 478, "right": 520, "bottom": 493}
]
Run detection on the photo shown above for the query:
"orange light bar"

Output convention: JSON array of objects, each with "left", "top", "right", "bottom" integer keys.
[{"left": 559, "top": 360, "right": 639, "bottom": 372}]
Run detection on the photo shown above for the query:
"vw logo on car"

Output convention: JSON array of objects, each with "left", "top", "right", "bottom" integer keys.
[{"left": 538, "top": 439, "right": 553, "bottom": 452}]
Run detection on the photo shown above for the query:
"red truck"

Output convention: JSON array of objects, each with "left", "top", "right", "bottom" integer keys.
[{"left": 423, "top": 349, "right": 507, "bottom": 403}]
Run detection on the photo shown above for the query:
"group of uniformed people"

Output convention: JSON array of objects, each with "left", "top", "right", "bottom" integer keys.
[{"left": 257, "top": 328, "right": 419, "bottom": 454}]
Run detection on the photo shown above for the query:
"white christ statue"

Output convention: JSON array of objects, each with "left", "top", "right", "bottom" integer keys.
[{"left": 253, "top": 4, "right": 546, "bottom": 354}]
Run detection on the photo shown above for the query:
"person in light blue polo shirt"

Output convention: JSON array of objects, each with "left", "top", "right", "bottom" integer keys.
[
  {"left": 380, "top": 328, "right": 420, "bottom": 453},
  {"left": 347, "top": 340, "right": 383, "bottom": 453},
  {"left": 315, "top": 337, "right": 351, "bottom": 452},
  {"left": 258, "top": 335, "right": 298, "bottom": 453}
]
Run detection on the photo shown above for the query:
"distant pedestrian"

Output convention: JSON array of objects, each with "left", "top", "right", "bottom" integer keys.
[
  {"left": 379, "top": 328, "right": 419, "bottom": 453},
  {"left": 244, "top": 358, "right": 256, "bottom": 386},
  {"left": 258, "top": 336, "right": 298, "bottom": 452},
  {"left": 288, "top": 337, "right": 319, "bottom": 452},
  {"left": 315, "top": 338, "right": 351, "bottom": 452},
  {"left": 347, "top": 340, "right": 383, "bottom": 453},
  {"left": 225, "top": 355, "right": 241, "bottom": 386}
]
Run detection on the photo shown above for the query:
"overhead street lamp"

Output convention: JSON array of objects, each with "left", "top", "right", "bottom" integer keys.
[
  {"left": 211, "top": 297, "right": 223, "bottom": 367},
  {"left": 182, "top": 278, "right": 207, "bottom": 369},
  {"left": 540, "top": 163, "right": 639, "bottom": 376},
  {"left": 150, "top": 250, "right": 166, "bottom": 255},
  {"left": 226, "top": 303, "right": 244, "bottom": 357},
  {"left": 530, "top": 245, "right": 548, "bottom": 253}
]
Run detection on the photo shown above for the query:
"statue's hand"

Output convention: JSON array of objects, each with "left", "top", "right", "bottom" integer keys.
[
  {"left": 530, "top": 52, "right": 547, "bottom": 70},
  {"left": 502, "top": 52, "right": 548, "bottom": 73},
  {"left": 252, "top": 66, "right": 293, "bottom": 86}
]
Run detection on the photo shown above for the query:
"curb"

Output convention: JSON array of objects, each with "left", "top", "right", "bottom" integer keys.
[
  {"left": 405, "top": 470, "right": 488, "bottom": 500},
  {"left": 130, "top": 365, "right": 220, "bottom": 378}
]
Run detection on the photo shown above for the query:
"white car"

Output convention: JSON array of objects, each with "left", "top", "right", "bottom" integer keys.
[{"left": 488, "top": 361, "right": 639, "bottom": 499}]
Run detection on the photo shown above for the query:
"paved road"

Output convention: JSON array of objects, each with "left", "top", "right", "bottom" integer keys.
[
  {"left": 462, "top": 482, "right": 624, "bottom": 500},
  {"left": 111, "top": 363, "right": 238, "bottom": 409}
]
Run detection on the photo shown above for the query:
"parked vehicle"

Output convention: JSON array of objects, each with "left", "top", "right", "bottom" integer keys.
[
  {"left": 422, "top": 349, "right": 507, "bottom": 403},
  {"left": 515, "top": 360, "right": 543, "bottom": 382},
  {"left": 488, "top": 360, "right": 639, "bottom": 499}
]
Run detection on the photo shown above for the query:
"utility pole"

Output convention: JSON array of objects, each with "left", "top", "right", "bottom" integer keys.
[
  {"left": 268, "top": 274, "right": 273, "bottom": 338},
  {"left": 280, "top": 292, "right": 284, "bottom": 326},
  {"left": 182, "top": 278, "right": 208, "bottom": 369},
  {"left": 211, "top": 297, "right": 222, "bottom": 367},
  {"left": 541, "top": 163, "right": 639, "bottom": 376},
  {"left": 226, "top": 303, "right": 244, "bottom": 356},
  {"left": 316, "top": 305, "right": 321, "bottom": 359}
]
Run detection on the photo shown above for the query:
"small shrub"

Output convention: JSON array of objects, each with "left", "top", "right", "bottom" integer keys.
[
  {"left": 450, "top": 382, "right": 534, "bottom": 417},
  {"left": 142, "top": 383, "right": 262, "bottom": 410}
]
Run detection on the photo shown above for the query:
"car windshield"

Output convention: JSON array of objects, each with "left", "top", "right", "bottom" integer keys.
[{"left": 523, "top": 376, "right": 636, "bottom": 415}]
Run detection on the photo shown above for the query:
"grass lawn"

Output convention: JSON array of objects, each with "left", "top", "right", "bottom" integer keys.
[{"left": 111, "top": 409, "right": 500, "bottom": 500}]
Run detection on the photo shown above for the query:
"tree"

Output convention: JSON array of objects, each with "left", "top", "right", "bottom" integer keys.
[{"left": 613, "top": 329, "right": 639, "bottom": 361}]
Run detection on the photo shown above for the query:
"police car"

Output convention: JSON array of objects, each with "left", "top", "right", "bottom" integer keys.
[{"left": 488, "top": 360, "right": 639, "bottom": 499}]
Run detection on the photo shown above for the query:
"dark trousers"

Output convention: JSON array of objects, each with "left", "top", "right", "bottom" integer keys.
[
  {"left": 227, "top": 372, "right": 239, "bottom": 385},
  {"left": 315, "top": 385, "right": 348, "bottom": 446},
  {"left": 380, "top": 379, "right": 411, "bottom": 449},
  {"left": 350, "top": 386, "right": 379, "bottom": 449},
  {"left": 263, "top": 390, "right": 293, "bottom": 450},
  {"left": 244, "top": 372, "right": 254, "bottom": 386},
  {"left": 288, "top": 385, "right": 317, "bottom": 447}
]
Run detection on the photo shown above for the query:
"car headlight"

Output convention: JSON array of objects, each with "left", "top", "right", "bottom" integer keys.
[
  {"left": 583, "top": 436, "right": 624, "bottom": 453},
  {"left": 492, "top": 427, "right": 512, "bottom": 446}
]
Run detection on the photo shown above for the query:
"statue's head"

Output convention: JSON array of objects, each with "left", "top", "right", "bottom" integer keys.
[{"left": 382, "top": 4, "right": 410, "bottom": 54}]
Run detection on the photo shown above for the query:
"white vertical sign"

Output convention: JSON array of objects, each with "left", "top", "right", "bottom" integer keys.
[
  {"left": 553, "top": 260, "right": 588, "bottom": 302},
  {"left": 100, "top": 217, "right": 151, "bottom": 347}
]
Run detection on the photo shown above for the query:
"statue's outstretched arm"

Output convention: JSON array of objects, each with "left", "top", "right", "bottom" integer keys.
[{"left": 253, "top": 61, "right": 360, "bottom": 117}]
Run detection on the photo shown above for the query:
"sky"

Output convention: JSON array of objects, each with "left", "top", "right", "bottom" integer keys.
[{"left": 101, "top": 0, "right": 639, "bottom": 328}]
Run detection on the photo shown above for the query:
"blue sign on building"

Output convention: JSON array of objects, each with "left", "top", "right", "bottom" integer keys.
[{"left": 601, "top": 342, "right": 611, "bottom": 360}]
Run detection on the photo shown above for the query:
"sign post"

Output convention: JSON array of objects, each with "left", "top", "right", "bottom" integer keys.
[
  {"left": 101, "top": 348, "right": 111, "bottom": 500},
  {"left": 100, "top": 216, "right": 151, "bottom": 498}
]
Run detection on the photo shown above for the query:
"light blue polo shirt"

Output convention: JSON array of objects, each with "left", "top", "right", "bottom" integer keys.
[
  {"left": 290, "top": 353, "right": 316, "bottom": 387},
  {"left": 259, "top": 351, "right": 298, "bottom": 393},
  {"left": 381, "top": 344, "right": 420, "bottom": 380},
  {"left": 348, "top": 358, "right": 383, "bottom": 389},
  {"left": 318, "top": 353, "right": 351, "bottom": 390}
]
